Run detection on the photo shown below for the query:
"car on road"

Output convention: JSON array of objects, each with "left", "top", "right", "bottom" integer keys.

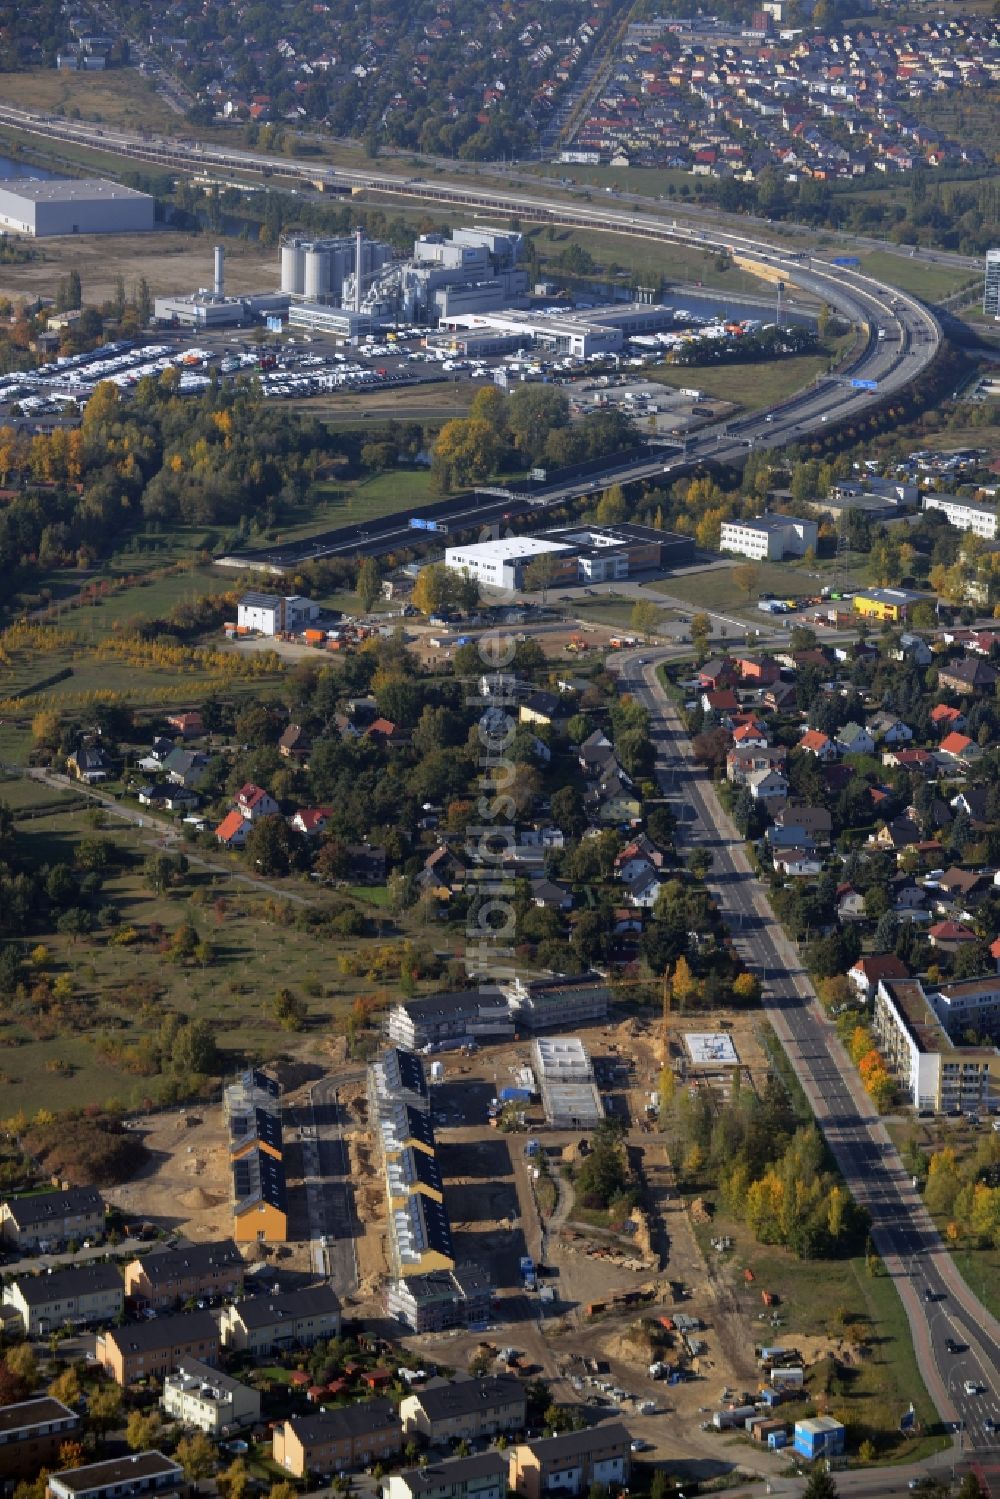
[
  {"left": 945, "top": 1338, "right": 963, "bottom": 1354},
  {"left": 630, "top": 1440, "right": 648, "bottom": 1453},
  {"left": 964, "top": 1379, "right": 981, "bottom": 1395}
]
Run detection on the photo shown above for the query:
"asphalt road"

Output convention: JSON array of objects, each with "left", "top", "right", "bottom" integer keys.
[
  {"left": 305, "top": 1073, "right": 362, "bottom": 1296},
  {"left": 614, "top": 647, "right": 1000, "bottom": 1457}
]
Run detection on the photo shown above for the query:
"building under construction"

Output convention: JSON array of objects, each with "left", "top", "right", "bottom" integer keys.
[{"left": 532, "top": 1036, "right": 604, "bottom": 1129}]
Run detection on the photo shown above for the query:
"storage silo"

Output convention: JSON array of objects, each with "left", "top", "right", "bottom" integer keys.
[
  {"left": 280, "top": 240, "right": 306, "bottom": 297},
  {"left": 303, "top": 247, "right": 331, "bottom": 301}
]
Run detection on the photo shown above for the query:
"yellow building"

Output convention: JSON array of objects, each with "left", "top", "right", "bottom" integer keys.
[
  {"left": 852, "top": 587, "right": 925, "bottom": 623},
  {"left": 226, "top": 1068, "right": 287, "bottom": 1244}
]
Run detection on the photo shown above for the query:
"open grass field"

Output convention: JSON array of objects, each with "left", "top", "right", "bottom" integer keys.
[
  {"left": 0, "top": 794, "right": 408, "bottom": 1116},
  {"left": 856, "top": 250, "right": 975, "bottom": 303},
  {"left": 294, "top": 383, "right": 477, "bottom": 427},
  {"left": 644, "top": 347, "right": 839, "bottom": 412},
  {"left": 688, "top": 1205, "right": 947, "bottom": 1461},
  {"left": 0, "top": 69, "right": 183, "bottom": 136},
  {"left": 0, "top": 225, "right": 277, "bottom": 308}
]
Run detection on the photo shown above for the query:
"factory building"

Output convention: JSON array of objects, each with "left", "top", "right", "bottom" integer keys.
[
  {"left": 280, "top": 232, "right": 394, "bottom": 305},
  {"left": 0, "top": 178, "right": 154, "bottom": 237},
  {"left": 154, "top": 246, "right": 288, "bottom": 328},
  {"left": 444, "top": 523, "right": 693, "bottom": 591},
  {"left": 282, "top": 225, "right": 528, "bottom": 325}
]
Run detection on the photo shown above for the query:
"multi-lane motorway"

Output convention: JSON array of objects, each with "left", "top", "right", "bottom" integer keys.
[
  {"left": 615, "top": 645, "right": 1000, "bottom": 1462},
  {"left": 0, "top": 105, "right": 944, "bottom": 572}
]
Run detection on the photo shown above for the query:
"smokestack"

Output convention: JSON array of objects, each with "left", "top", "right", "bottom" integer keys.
[
  {"left": 355, "top": 227, "right": 363, "bottom": 313},
  {"left": 214, "top": 245, "right": 225, "bottom": 299}
]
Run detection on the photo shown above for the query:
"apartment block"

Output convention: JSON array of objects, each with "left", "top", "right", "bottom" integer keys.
[
  {"left": 0, "top": 1399, "right": 80, "bottom": 1481},
  {"left": 385, "top": 1268, "right": 493, "bottom": 1334},
  {"left": 923, "top": 493, "right": 998, "bottom": 540},
  {"left": 47, "top": 1454, "right": 183, "bottom": 1499},
  {"left": 400, "top": 1377, "right": 527, "bottom": 1443},
  {"left": 161, "top": 1358, "right": 261, "bottom": 1435},
  {"left": 3, "top": 1263, "right": 123, "bottom": 1336},
  {"left": 0, "top": 1187, "right": 104, "bottom": 1250},
  {"left": 508, "top": 1425, "right": 631, "bottom": 1499},
  {"left": 219, "top": 1285, "right": 341, "bottom": 1354},
  {"left": 873, "top": 977, "right": 1000, "bottom": 1114},
  {"left": 124, "top": 1239, "right": 245, "bottom": 1309},
  {"left": 97, "top": 1310, "right": 219, "bottom": 1386},
  {"left": 386, "top": 1453, "right": 507, "bottom": 1499},
  {"left": 273, "top": 1401, "right": 402, "bottom": 1478},
  {"left": 503, "top": 974, "right": 610, "bottom": 1030}
]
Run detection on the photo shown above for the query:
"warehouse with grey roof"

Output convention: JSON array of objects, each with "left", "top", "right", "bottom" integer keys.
[{"left": 0, "top": 178, "right": 155, "bottom": 236}]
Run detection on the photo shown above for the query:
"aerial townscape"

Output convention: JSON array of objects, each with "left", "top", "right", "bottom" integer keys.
[{"left": 2, "top": 5, "right": 1000, "bottom": 1499}]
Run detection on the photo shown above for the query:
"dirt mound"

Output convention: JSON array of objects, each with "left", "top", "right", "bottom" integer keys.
[
  {"left": 180, "top": 1186, "right": 223, "bottom": 1209},
  {"left": 690, "top": 1197, "right": 713, "bottom": 1224}
]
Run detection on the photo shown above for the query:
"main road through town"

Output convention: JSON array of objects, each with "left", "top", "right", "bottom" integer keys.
[{"left": 615, "top": 647, "right": 1000, "bottom": 1461}]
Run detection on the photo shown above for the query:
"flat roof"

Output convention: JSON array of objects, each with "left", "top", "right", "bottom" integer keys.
[
  {"left": 0, "top": 178, "right": 152, "bottom": 203},
  {"left": 684, "top": 1032, "right": 740, "bottom": 1066},
  {"left": 49, "top": 1452, "right": 181, "bottom": 1493},
  {"left": 727, "top": 514, "right": 812, "bottom": 533},
  {"left": 882, "top": 979, "right": 950, "bottom": 1055},
  {"left": 0, "top": 1397, "right": 77, "bottom": 1437},
  {"left": 854, "top": 587, "right": 926, "bottom": 603},
  {"left": 446, "top": 538, "right": 573, "bottom": 563}
]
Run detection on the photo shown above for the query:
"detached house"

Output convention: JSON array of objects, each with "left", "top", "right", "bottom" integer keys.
[
  {"left": 236, "top": 783, "right": 279, "bottom": 820},
  {"left": 938, "top": 658, "right": 998, "bottom": 696},
  {"left": 798, "top": 729, "right": 838, "bottom": 761},
  {"left": 836, "top": 722, "right": 875, "bottom": 756}
]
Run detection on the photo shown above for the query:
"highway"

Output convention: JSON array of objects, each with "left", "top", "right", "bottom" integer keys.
[
  {"left": 0, "top": 105, "right": 943, "bottom": 572},
  {"left": 615, "top": 646, "right": 1000, "bottom": 1463}
]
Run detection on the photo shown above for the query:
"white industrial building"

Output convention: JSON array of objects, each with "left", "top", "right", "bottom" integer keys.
[
  {"left": 154, "top": 246, "right": 288, "bottom": 328},
  {"left": 279, "top": 225, "right": 527, "bottom": 325},
  {"left": 438, "top": 303, "right": 677, "bottom": 358},
  {"left": 444, "top": 524, "right": 693, "bottom": 591},
  {"left": 531, "top": 1037, "right": 604, "bottom": 1129},
  {"left": 236, "top": 591, "right": 319, "bottom": 636},
  {"left": 0, "top": 177, "right": 154, "bottom": 237},
  {"left": 444, "top": 537, "right": 577, "bottom": 592},
  {"left": 287, "top": 304, "right": 374, "bottom": 340},
  {"left": 719, "top": 514, "right": 818, "bottom": 561},
  {"left": 922, "top": 493, "right": 998, "bottom": 540}
]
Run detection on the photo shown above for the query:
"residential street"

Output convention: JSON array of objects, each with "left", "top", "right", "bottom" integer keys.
[{"left": 615, "top": 647, "right": 1000, "bottom": 1456}]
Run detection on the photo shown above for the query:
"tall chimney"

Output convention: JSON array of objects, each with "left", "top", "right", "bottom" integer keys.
[
  {"left": 355, "top": 227, "right": 363, "bottom": 313},
  {"left": 214, "top": 245, "right": 225, "bottom": 299}
]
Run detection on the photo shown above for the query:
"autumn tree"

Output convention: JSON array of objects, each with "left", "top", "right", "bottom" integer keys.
[
  {"left": 126, "top": 1410, "right": 161, "bottom": 1452},
  {"left": 732, "top": 561, "right": 760, "bottom": 601},
  {"left": 690, "top": 611, "right": 711, "bottom": 660},
  {"left": 175, "top": 1431, "right": 217, "bottom": 1480},
  {"left": 630, "top": 600, "right": 662, "bottom": 642},
  {"left": 356, "top": 556, "right": 382, "bottom": 613},
  {"left": 87, "top": 1383, "right": 122, "bottom": 1434},
  {"left": 523, "top": 552, "right": 562, "bottom": 602},
  {"left": 431, "top": 417, "right": 500, "bottom": 491},
  {"left": 596, "top": 483, "right": 626, "bottom": 525}
]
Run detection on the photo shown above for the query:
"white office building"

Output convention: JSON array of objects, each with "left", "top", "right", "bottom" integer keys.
[
  {"left": 923, "top": 494, "right": 998, "bottom": 541},
  {"left": 236, "top": 592, "right": 319, "bottom": 636},
  {"left": 984, "top": 248, "right": 1000, "bottom": 320},
  {"left": 0, "top": 178, "right": 154, "bottom": 236},
  {"left": 719, "top": 514, "right": 818, "bottom": 561}
]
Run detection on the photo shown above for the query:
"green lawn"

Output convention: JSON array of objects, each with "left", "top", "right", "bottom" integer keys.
[
  {"left": 645, "top": 343, "right": 847, "bottom": 413},
  {"left": 856, "top": 251, "right": 975, "bottom": 304},
  {"left": 292, "top": 469, "right": 436, "bottom": 533},
  {"left": 641, "top": 561, "right": 814, "bottom": 617}
]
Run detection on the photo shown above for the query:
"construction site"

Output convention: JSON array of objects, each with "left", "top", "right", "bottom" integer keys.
[{"left": 99, "top": 1003, "right": 872, "bottom": 1475}]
